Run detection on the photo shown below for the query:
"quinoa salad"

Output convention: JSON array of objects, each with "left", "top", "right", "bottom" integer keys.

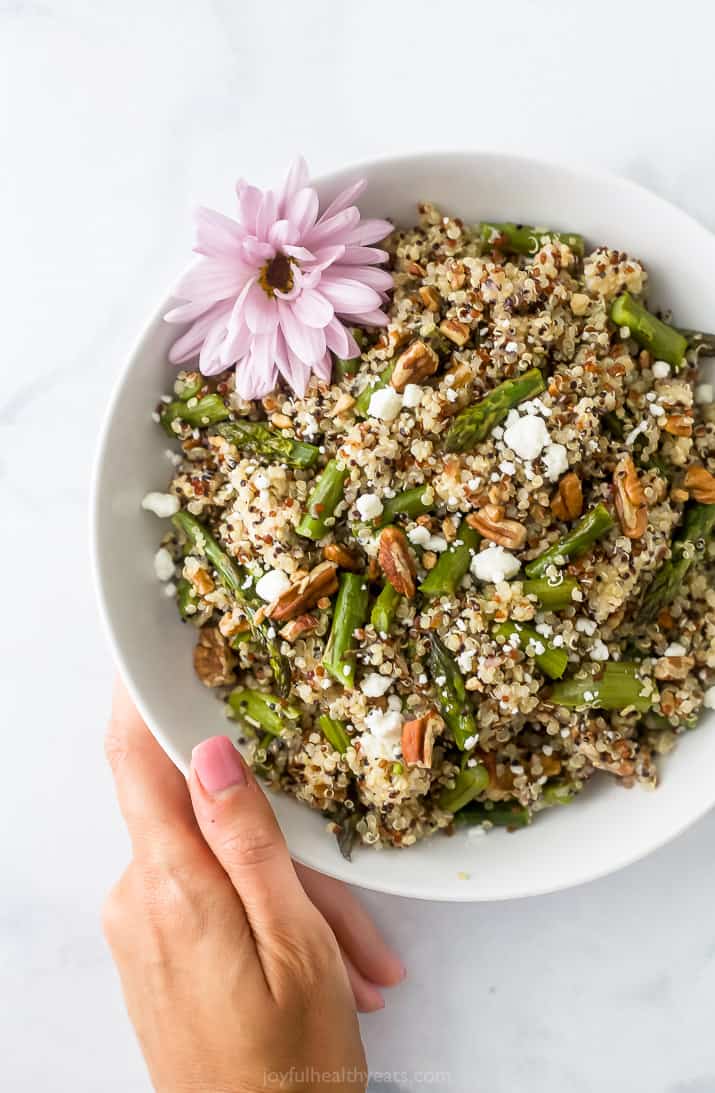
[{"left": 144, "top": 205, "right": 715, "bottom": 859}]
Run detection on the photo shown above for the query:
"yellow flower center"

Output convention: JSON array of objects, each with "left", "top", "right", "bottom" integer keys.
[{"left": 259, "top": 253, "right": 294, "bottom": 296}]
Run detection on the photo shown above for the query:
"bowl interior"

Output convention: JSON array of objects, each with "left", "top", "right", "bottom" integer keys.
[{"left": 93, "top": 152, "right": 715, "bottom": 901}]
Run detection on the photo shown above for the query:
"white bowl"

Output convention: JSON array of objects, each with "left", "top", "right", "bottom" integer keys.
[{"left": 92, "top": 151, "right": 715, "bottom": 901}]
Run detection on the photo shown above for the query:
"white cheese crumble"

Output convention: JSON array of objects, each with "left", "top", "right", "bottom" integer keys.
[
  {"left": 365, "top": 708, "right": 403, "bottom": 745},
  {"left": 652, "top": 360, "right": 671, "bottom": 379},
  {"left": 356, "top": 493, "right": 384, "bottom": 521},
  {"left": 471, "top": 544, "right": 521, "bottom": 583},
  {"left": 649, "top": 403, "right": 665, "bottom": 417},
  {"left": 368, "top": 386, "right": 403, "bottom": 421},
  {"left": 695, "top": 383, "right": 713, "bottom": 405},
  {"left": 704, "top": 686, "right": 715, "bottom": 710},
  {"left": 255, "top": 569, "right": 291, "bottom": 603},
  {"left": 542, "top": 443, "right": 569, "bottom": 482},
  {"left": 153, "top": 547, "right": 175, "bottom": 582},
  {"left": 590, "top": 639, "right": 610, "bottom": 661},
  {"left": 360, "top": 673, "right": 393, "bottom": 698},
  {"left": 142, "top": 491, "right": 180, "bottom": 518},
  {"left": 504, "top": 414, "right": 550, "bottom": 461},
  {"left": 664, "top": 642, "right": 686, "bottom": 656},
  {"left": 253, "top": 473, "right": 270, "bottom": 491},
  {"left": 402, "top": 383, "right": 423, "bottom": 408}
]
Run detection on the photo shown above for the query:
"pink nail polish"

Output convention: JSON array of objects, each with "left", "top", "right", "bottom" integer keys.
[{"left": 192, "top": 736, "right": 248, "bottom": 794}]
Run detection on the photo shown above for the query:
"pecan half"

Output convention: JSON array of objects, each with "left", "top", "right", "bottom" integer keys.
[
  {"left": 550, "top": 472, "right": 583, "bottom": 521},
  {"left": 439, "top": 318, "right": 470, "bottom": 346},
  {"left": 663, "top": 414, "right": 692, "bottom": 437},
  {"left": 654, "top": 655, "right": 694, "bottom": 681},
  {"left": 466, "top": 505, "right": 527, "bottom": 549},
  {"left": 390, "top": 339, "right": 439, "bottom": 392},
  {"left": 323, "top": 543, "right": 361, "bottom": 570},
  {"left": 279, "top": 614, "right": 319, "bottom": 642},
  {"left": 613, "top": 454, "right": 647, "bottom": 539},
  {"left": 684, "top": 464, "right": 715, "bottom": 503},
  {"left": 266, "top": 561, "right": 338, "bottom": 622},
  {"left": 193, "top": 627, "right": 236, "bottom": 688},
  {"left": 378, "top": 526, "right": 417, "bottom": 597},
  {"left": 401, "top": 710, "right": 440, "bottom": 768},
  {"left": 418, "top": 285, "right": 442, "bottom": 312}
]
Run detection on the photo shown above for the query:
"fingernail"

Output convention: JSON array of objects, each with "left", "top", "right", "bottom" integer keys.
[{"left": 192, "top": 736, "right": 248, "bottom": 795}]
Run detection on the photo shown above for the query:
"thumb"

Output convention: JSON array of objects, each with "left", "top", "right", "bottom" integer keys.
[{"left": 189, "top": 736, "right": 310, "bottom": 942}]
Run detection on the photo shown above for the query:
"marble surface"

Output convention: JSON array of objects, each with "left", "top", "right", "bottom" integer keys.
[{"left": 3, "top": 1, "right": 715, "bottom": 1090}]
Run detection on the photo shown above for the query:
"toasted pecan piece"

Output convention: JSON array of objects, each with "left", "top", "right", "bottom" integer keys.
[
  {"left": 378, "top": 526, "right": 417, "bottom": 597},
  {"left": 279, "top": 614, "right": 319, "bottom": 642},
  {"left": 401, "top": 711, "right": 440, "bottom": 768},
  {"left": 439, "top": 319, "right": 470, "bottom": 346},
  {"left": 266, "top": 561, "right": 338, "bottom": 622},
  {"left": 684, "top": 464, "right": 715, "bottom": 503},
  {"left": 663, "top": 414, "right": 692, "bottom": 437},
  {"left": 466, "top": 505, "right": 527, "bottom": 550},
  {"left": 323, "top": 543, "right": 361, "bottom": 570},
  {"left": 193, "top": 627, "right": 236, "bottom": 688},
  {"left": 613, "top": 454, "right": 648, "bottom": 539},
  {"left": 654, "top": 655, "right": 694, "bottom": 681},
  {"left": 390, "top": 339, "right": 439, "bottom": 392},
  {"left": 418, "top": 285, "right": 442, "bottom": 312},
  {"left": 550, "top": 472, "right": 583, "bottom": 521}
]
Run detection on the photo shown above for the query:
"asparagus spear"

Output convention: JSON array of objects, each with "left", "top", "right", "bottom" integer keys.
[
  {"left": 295, "top": 459, "right": 349, "bottom": 540},
  {"left": 438, "top": 765, "right": 489, "bottom": 813},
  {"left": 174, "top": 371, "right": 204, "bottom": 400},
  {"left": 454, "top": 800, "right": 531, "bottom": 829},
  {"left": 525, "top": 504, "right": 614, "bottom": 579},
  {"left": 521, "top": 576, "right": 580, "bottom": 611},
  {"left": 227, "top": 688, "right": 301, "bottom": 735},
  {"left": 370, "top": 581, "right": 402, "bottom": 635},
  {"left": 376, "top": 485, "right": 435, "bottom": 527},
  {"left": 445, "top": 368, "right": 546, "bottom": 452},
  {"left": 160, "top": 393, "right": 230, "bottom": 436},
  {"left": 172, "top": 511, "right": 291, "bottom": 696},
  {"left": 494, "top": 621, "right": 568, "bottom": 680},
  {"left": 428, "top": 634, "right": 478, "bottom": 750},
  {"left": 354, "top": 362, "right": 395, "bottom": 416},
  {"left": 480, "top": 222, "right": 584, "bottom": 257},
  {"left": 318, "top": 714, "right": 352, "bottom": 754},
  {"left": 610, "top": 293, "right": 688, "bottom": 369},
  {"left": 176, "top": 577, "right": 198, "bottom": 621},
  {"left": 323, "top": 572, "right": 370, "bottom": 687},
  {"left": 639, "top": 502, "right": 715, "bottom": 622},
  {"left": 420, "top": 522, "right": 480, "bottom": 598},
  {"left": 542, "top": 782, "right": 577, "bottom": 806},
  {"left": 216, "top": 421, "right": 319, "bottom": 469},
  {"left": 549, "top": 662, "right": 655, "bottom": 713}
]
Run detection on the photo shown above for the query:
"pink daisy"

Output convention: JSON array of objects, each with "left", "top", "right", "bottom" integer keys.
[{"left": 164, "top": 157, "right": 393, "bottom": 400}]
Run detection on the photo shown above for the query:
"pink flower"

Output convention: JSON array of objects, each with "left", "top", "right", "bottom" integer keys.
[{"left": 164, "top": 157, "right": 393, "bottom": 400}]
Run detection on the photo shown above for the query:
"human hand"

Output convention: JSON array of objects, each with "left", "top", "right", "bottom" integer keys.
[{"left": 103, "top": 681, "right": 404, "bottom": 1092}]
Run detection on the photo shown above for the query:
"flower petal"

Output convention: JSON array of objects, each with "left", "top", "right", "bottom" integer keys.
[
  {"left": 277, "top": 298, "right": 326, "bottom": 363},
  {"left": 269, "top": 219, "right": 299, "bottom": 249},
  {"left": 167, "top": 301, "right": 232, "bottom": 363},
  {"left": 244, "top": 281, "right": 279, "bottom": 334},
  {"left": 286, "top": 186, "right": 319, "bottom": 238},
  {"left": 343, "top": 219, "right": 393, "bottom": 246},
  {"left": 319, "top": 179, "right": 367, "bottom": 221},
  {"left": 292, "top": 288, "right": 334, "bottom": 329},
  {"left": 339, "top": 246, "right": 389, "bottom": 266},
  {"left": 236, "top": 181, "right": 263, "bottom": 233},
  {"left": 255, "top": 189, "right": 278, "bottom": 242},
  {"left": 241, "top": 238, "right": 274, "bottom": 265},
  {"left": 319, "top": 276, "right": 382, "bottom": 314},
  {"left": 323, "top": 319, "right": 361, "bottom": 360},
  {"left": 330, "top": 265, "right": 393, "bottom": 293},
  {"left": 303, "top": 206, "right": 360, "bottom": 249},
  {"left": 219, "top": 316, "right": 252, "bottom": 367},
  {"left": 173, "top": 258, "right": 246, "bottom": 305},
  {"left": 282, "top": 244, "right": 314, "bottom": 262},
  {"left": 193, "top": 206, "right": 244, "bottom": 257},
  {"left": 275, "top": 156, "right": 310, "bottom": 218},
  {"left": 347, "top": 308, "right": 389, "bottom": 327},
  {"left": 199, "top": 316, "right": 229, "bottom": 375},
  {"left": 306, "top": 245, "right": 345, "bottom": 274}
]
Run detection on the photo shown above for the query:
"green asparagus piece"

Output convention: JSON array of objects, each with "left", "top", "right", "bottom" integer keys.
[
  {"left": 494, "top": 621, "right": 568, "bottom": 680},
  {"left": 444, "top": 368, "right": 546, "bottom": 452},
  {"left": 419, "top": 522, "right": 480, "bottom": 598},
  {"left": 521, "top": 576, "right": 580, "bottom": 611},
  {"left": 175, "top": 371, "right": 204, "bottom": 400},
  {"left": 318, "top": 715, "right": 352, "bottom": 755},
  {"left": 175, "top": 577, "right": 197, "bottom": 621},
  {"left": 525, "top": 504, "right": 614, "bottom": 579},
  {"left": 323, "top": 572, "right": 370, "bottom": 687},
  {"left": 332, "top": 353, "right": 360, "bottom": 380},
  {"left": 639, "top": 502, "right": 715, "bottom": 622},
  {"left": 295, "top": 459, "right": 349, "bottom": 540},
  {"left": 542, "top": 782, "right": 577, "bottom": 806},
  {"left": 160, "top": 393, "right": 230, "bottom": 435},
  {"left": 480, "top": 222, "right": 584, "bottom": 257},
  {"left": 549, "top": 662, "right": 655, "bottom": 713},
  {"left": 603, "top": 411, "right": 625, "bottom": 440},
  {"left": 376, "top": 485, "right": 435, "bottom": 527},
  {"left": 227, "top": 688, "right": 301, "bottom": 735},
  {"left": 428, "top": 634, "right": 478, "bottom": 750},
  {"left": 455, "top": 800, "right": 531, "bottom": 829},
  {"left": 172, "top": 511, "right": 291, "bottom": 696},
  {"left": 610, "top": 293, "right": 688, "bottom": 369},
  {"left": 438, "top": 765, "right": 489, "bottom": 813},
  {"left": 217, "top": 420, "right": 319, "bottom": 469},
  {"left": 370, "top": 581, "right": 402, "bottom": 635},
  {"left": 354, "top": 363, "right": 395, "bottom": 416}
]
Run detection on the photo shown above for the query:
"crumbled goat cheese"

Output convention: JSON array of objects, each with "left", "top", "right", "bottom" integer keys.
[
  {"left": 552, "top": 635, "right": 565, "bottom": 648},
  {"left": 356, "top": 493, "right": 384, "bottom": 521},
  {"left": 402, "top": 383, "right": 423, "bottom": 408},
  {"left": 626, "top": 420, "right": 648, "bottom": 446},
  {"left": 368, "top": 387, "right": 403, "bottom": 421},
  {"left": 590, "top": 639, "right": 610, "bottom": 661},
  {"left": 695, "top": 383, "right": 713, "bottom": 404},
  {"left": 652, "top": 360, "right": 671, "bottom": 379},
  {"left": 471, "top": 544, "right": 521, "bottom": 583},
  {"left": 542, "top": 443, "right": 569, "bottom": 482},
  {"left": 253, "top": 473, "right": 270, "bottom": 490},
  {"left": 499, "top": 460, "right": 516, "bottom": 476},
  {"left": 457, "top": 650, "right": 475, "bottom": 673},
  {"left": 704, "top": 686, "right": 715, "bottom": 710},
  {"left": 407, "top": 526, "right": 431, "bottom": 547},
  {"left": 361, "top": 673, "right": 393, "bottom": 698},
  {"left": 153, "top": 547, "right": 175, "bottom": 582},
  {"left": 664, "top": 642, "right": 686, "bottom": 656},
  {"left": 365, "top": 708, "right": 403, "bottom": 744},
  {"left": 576, "top": 617, "right": 597, "bottom": 636},
  {"left": 255, "top": 569, "right": 291, "bottom": 603},
  {"left": 504, "top": 414, "right": 551, "bottom": 461},
  {"left": 649, "top": 403, "right": 665, "bottom": 417},
  {"left": 142, "top": 491, "right": 180, "bottom": 518}
]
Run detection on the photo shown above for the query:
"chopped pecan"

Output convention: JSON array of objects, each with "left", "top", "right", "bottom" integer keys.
[
  {"left": 189, "top": 565, "right": 215, "bottom": 596},
  {"left": 407, "top": 260, "right": 426, "bottom": 277},
  {"left": 333, "top": 392, "right": 355, "bottom": 416},
  {"left": 266, "top": 561, "right": 339, "bottom": 622},
  {"left": 390, "top": 340, "right": 439, "bottom": 392},
  {"left": 270, "top": 412, "right": 293, "bottom": 430},
  {"left": 279, "top": 614, "right": 319, "bottom": 642},
  {"left": 550, "top": 472, "right": 583, "bottom": 521},
  {"left": 445, "top": 360, "right": 473, "bottom": 388},
  {"left": 684, "top": 464, "right": 715, "bottom": 503},
  {"left": 193, "top": 627, "right": 236, "bottom": 688},
  {"left": 323, "top": 543, "right": 361, "bottom": 570},
  {"left": 218, "top": 610, "right": 250, "bottom": 639},
  {"left": 378, "top": 526, "right": 417, "bottom": 597},
  {"left": 654, "top": 655, "right": 694, "bottom": 681},
  {"left": 466, "top": 505, "right": 527, "bottom": 549},
  {"left": 448, "top": 262, "right": 466, "bottom": 290},
  {"left": 418, "top": 285, "right": 442, "bottom": 312},
  {"left": 663, "top": 414, "right": 692, "bottom": 437},
  {"left": 613, "top": 454, "right": 647, "bottom": 539},
  {"left": 401, "top": 711, "right": 440, "bottom": 768},
  {"left": 439, "top": 318, "right": 470, "bottom": 346}
]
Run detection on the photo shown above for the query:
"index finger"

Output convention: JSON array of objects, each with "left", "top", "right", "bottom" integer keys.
[{"left": 105, "top": 677, "right": 205, "bottom": 865}]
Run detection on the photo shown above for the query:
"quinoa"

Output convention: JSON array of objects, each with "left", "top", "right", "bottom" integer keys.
[{"left": 149, "top": 204, "right": 715, "bottom": 859}]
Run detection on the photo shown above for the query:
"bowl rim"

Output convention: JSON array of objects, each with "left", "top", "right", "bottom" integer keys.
[{"left": 91, "top": 148, "right": 715, "bottom": 901}]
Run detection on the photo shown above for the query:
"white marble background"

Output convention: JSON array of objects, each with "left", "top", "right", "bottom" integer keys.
[{"left": 3, "top": 1, "right": 715, "bottom": 1090}]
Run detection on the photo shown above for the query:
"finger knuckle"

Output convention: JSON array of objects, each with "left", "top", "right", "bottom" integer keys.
[
  {"left": 103, "top": 724, "right": 129, "bottom": 774},
  {"left": 218, "top": 824, "right": 279, "bottom": 870},
  {"left": 101, "top": 870, "right": 133, "bottom": 946}
]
